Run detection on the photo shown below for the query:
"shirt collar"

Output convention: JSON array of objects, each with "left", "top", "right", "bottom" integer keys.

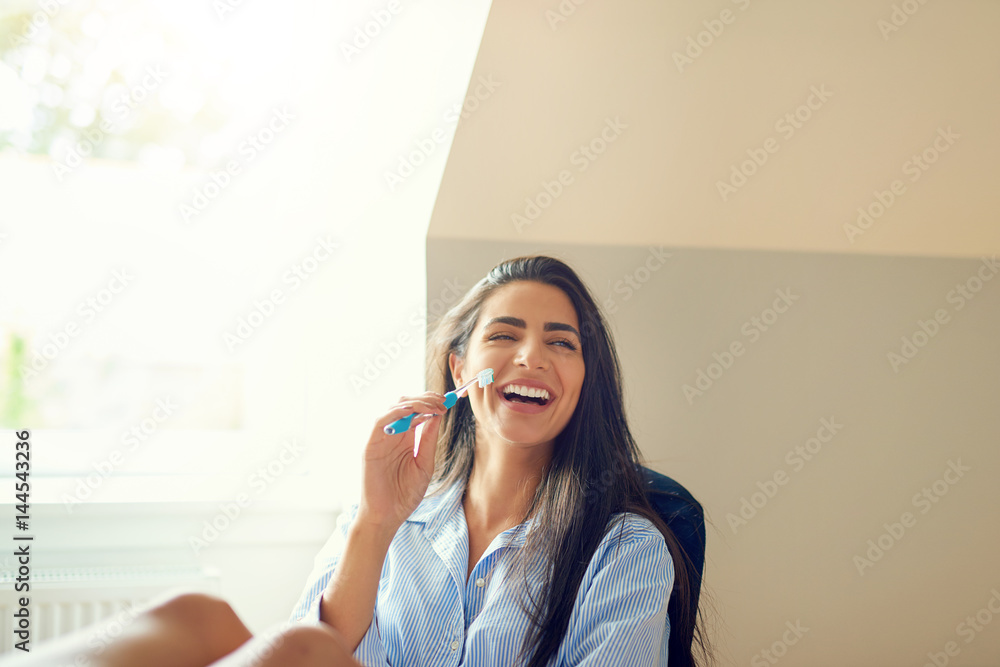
[
  {"left": 405, "top": 478, "right": 537, "bottom": 549},
  {"left": 405, "top": 478, "right": 466, "bottom": 537}
]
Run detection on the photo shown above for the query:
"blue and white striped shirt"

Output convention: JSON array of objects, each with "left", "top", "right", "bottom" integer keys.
[{"left": 289, "top": 479, "right": 673, "bottom": 666}]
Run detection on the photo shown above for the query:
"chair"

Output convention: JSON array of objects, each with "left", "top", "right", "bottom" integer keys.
[{"left": 639, "top": 466, "right": 706, "bottom": 667}]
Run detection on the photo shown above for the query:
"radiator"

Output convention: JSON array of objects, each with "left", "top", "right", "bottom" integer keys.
[{"left": 0, "top": 565, "right": 221, "bottom": 654}]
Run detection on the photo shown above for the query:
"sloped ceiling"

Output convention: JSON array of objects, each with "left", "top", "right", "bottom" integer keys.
[{"left": 429, "top": 0, "right": 1000, "bottom": 258}]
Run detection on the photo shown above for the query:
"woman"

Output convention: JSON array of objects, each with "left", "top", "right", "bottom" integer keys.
[
  {"left": 290, "top": 254, "right": 708, "bottom": 666},
  {"left": 7, "top": 255, "right": 707, "bottom": 667}
]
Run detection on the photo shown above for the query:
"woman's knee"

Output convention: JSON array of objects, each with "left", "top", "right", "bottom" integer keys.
[
  {"left": 146, "top": 592, "right": 233, "bottom": 625},
  {"left": 144, "top": 592, "right": 251, "bottom": 655},
  {"left": 254, "top": 624, "right": 354, "bottom": 666},
  {"left": 149, "top": 590, "right": 225, "bottom": 614}
]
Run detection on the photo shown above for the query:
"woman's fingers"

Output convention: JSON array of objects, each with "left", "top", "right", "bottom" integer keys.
[
  {"left": 389, "top": 393, "right": 446, "bottom": 410},
  {"left": 373, "top": 398, "right": 445, "bottom": 435},
  {"left": 358, "top": 393, "right": 448, "bottom": 527},
  {"left": 375, "top": 405, "right": 442, "bottom": 433},
  {"left": 387, "top": 393, "right": 445, "bottom": 412},
  {"left": 386, "top": 400, "right": 445, "bottom": 416}
]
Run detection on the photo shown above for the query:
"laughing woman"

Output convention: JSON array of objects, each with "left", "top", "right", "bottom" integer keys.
[{"left": 291, "top": 255, "right": 710, "bottom": 666}]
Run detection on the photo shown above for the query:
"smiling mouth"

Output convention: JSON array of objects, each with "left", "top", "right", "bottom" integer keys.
[
  {"left": 501, "top": 390, "right": 551, "bottom": 407},
  {"left": 497, "top": 381, "right": 557, "bottom": 411}
]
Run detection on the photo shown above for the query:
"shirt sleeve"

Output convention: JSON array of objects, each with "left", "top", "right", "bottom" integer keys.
[
  {"left": 288, "top": 504, "right": 356, "bottom": 624},
  {"left": 557, "top": 516, "right": 674, "bottom": 667},
  {"left": 287, "top": 504, "right": 390, "bottom": 667}
]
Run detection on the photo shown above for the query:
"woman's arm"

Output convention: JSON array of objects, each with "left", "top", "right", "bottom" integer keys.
[
  {"left": 558, "top": 516, "right": 674, "bottom": 667},
  {"left": 317, "top": 519, "right": 396, "bottom": 650},
  {"left": 310, "top": 392, "right": 446, "bottom": 652}
]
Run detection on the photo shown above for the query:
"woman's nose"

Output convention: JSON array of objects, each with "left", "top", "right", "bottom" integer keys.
[{"left": 513, "top": 336, "right": 549, "bottom": 369}]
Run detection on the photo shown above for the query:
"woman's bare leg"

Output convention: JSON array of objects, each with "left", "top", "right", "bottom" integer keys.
[
  {"left": 4, "top": 592, "right": 253, "bottom": 667},
  {"left": 208, "top": 623, "right": 361, "bottom": 667}
]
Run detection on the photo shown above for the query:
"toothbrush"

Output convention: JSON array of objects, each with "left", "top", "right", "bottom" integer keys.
[{"left": 383, "top": 368, "right": 495, "bottom": 436}]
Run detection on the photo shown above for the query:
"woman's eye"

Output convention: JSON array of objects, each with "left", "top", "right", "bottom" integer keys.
[{"left": 487, "top": 334, "right": 577, "bottom": 350}]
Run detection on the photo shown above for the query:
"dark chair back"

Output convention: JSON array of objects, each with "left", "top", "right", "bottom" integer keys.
[{"left": 639, "top": 466, "right": 705, "bottom": 667}]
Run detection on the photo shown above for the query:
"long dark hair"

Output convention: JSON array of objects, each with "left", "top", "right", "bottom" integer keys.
[{"left": 425, "top": 255, "right": 712, "bottom": 666}]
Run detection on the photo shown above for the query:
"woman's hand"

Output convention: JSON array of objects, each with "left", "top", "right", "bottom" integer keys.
[
  {"left": 356, "top": 392, "right": 447, "bottom": 533},
  {"left": 316, "top": 394, "right": 446, "bottom": 652}
]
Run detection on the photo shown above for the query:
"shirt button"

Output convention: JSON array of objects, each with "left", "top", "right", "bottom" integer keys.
[
  {"left": 476, "top": 577, "right": 485, "bottom": 587},
  {"left": 450, "top": 640, "right": 459, "bottom": 651}
]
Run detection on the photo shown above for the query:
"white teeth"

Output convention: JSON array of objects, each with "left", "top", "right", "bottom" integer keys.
[{"left": 502, "top": 384, "right": 551, "bottom": 401}]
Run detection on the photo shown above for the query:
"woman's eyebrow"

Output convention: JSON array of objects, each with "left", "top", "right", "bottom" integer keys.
[{"left": 483, "top": 316, "right": 580, "bottom": 338}]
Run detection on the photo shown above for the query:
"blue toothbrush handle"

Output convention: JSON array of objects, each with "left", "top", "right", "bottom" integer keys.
[
  {"left": 382, "top": 391, "right": 461, "bottom": 435},
  {"left": 384, "top": 412, "right": 416, "bottom": 436}
]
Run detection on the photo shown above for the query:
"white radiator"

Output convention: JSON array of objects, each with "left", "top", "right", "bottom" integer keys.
[{"left": 0, "top": 565, "right": 221, "bottom": 654}]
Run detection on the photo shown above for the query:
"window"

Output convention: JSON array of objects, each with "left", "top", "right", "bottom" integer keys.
[{"left": 0, "top": 0, "right": 493, "bottom": 509}]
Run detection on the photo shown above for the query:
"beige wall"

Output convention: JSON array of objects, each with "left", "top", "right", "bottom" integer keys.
[
  {"left": 429, "top": 0, "right": 999, "bottom": 259},
  {"left": 427, "top": 240, "right": 1000, "bottom": 666},
  {"left": 427, "top": 1, "right": 1000, "bottom": 664}
]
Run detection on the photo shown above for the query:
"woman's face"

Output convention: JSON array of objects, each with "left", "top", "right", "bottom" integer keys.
[{"left": 450, "top": 280, "right": 585, "bottom": 454}]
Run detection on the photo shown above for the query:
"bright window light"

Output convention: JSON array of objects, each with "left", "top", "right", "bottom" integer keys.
[{"left": 0, "top": 0, "right": 493, "bottom": 509}]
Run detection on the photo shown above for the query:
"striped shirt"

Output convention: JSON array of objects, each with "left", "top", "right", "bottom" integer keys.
[{"left": 289, "top": 479, "right": 673, "bottom": 666}]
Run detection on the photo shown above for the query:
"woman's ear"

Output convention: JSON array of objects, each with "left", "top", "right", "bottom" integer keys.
[{"left": 448, "top": 352, "right": 463, "bottom": 388}]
